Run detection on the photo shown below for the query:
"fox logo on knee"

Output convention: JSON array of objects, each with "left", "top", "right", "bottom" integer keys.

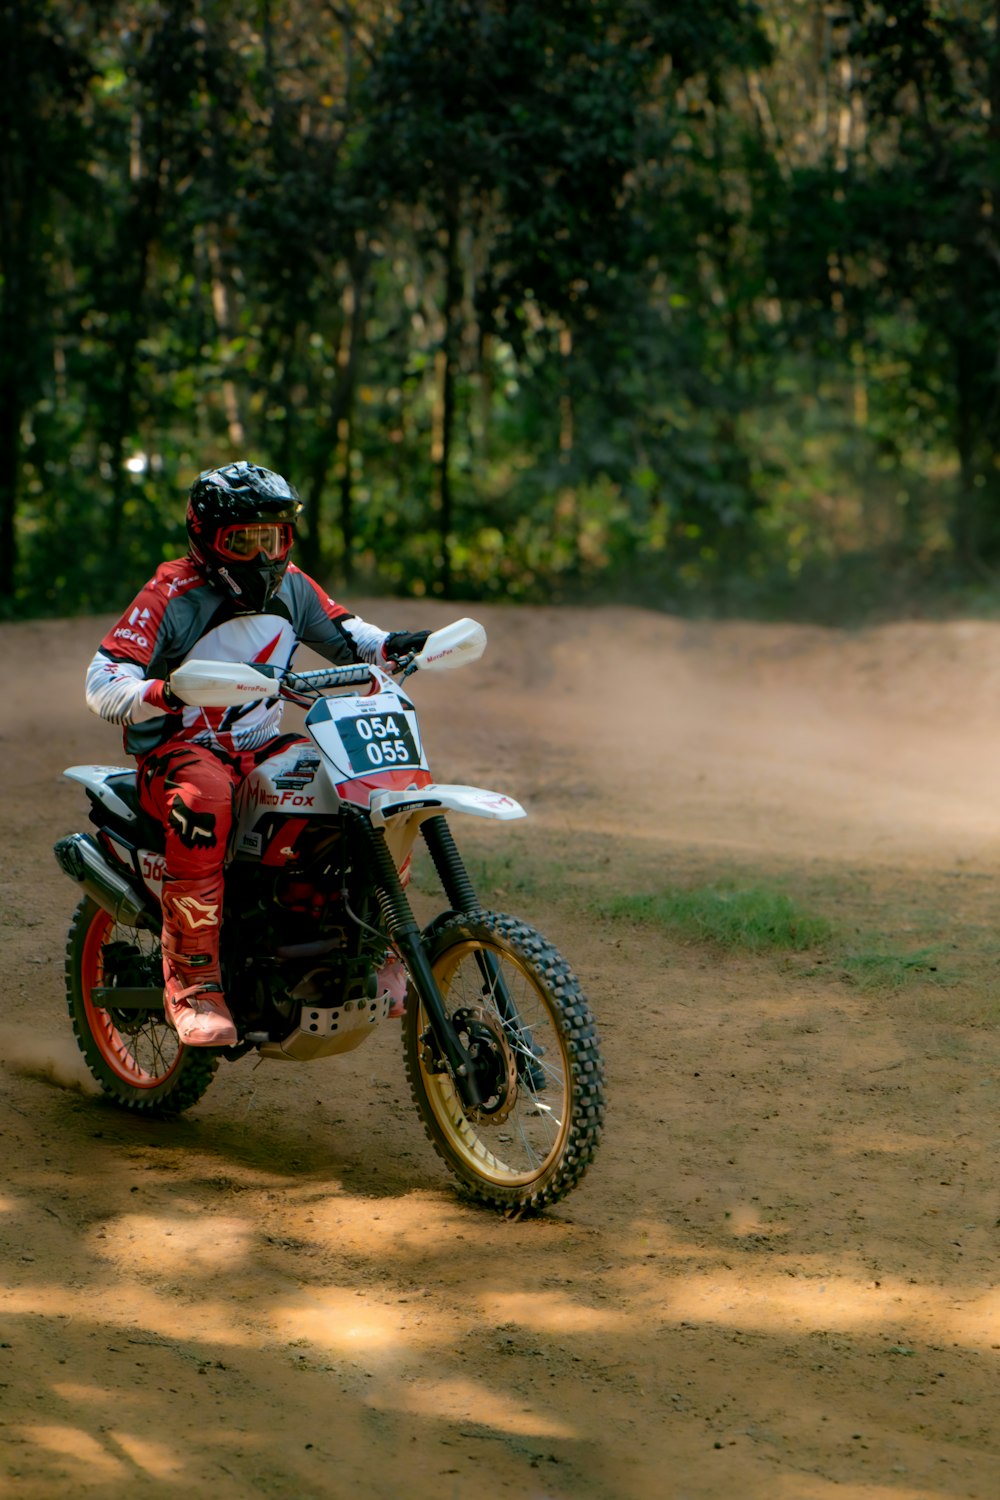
[{"left": 168, "top": 797, "right": 218, "bottom": 850}]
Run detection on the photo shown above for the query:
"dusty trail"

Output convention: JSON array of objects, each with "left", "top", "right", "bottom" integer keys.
[{"left": 1, "top": 601, "right": 999, "bottom": 1499}]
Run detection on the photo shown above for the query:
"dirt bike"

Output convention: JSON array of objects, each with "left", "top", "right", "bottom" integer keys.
[{"left": 53, "top": 618, "right": 605, "bottom": 1215}]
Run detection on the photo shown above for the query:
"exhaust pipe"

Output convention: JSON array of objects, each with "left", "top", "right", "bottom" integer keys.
[{"left": 54, "top": 833, "right": 154, "bottom": 929}]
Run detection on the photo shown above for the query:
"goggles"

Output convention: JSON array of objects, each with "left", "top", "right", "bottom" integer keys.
[{"left": 215, "top": 522, "right": 294, "bottom": 562}]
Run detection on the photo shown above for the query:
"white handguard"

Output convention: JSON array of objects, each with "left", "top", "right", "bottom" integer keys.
[
  {"left": 411, "top": 618, "right": 487, "bottom": 672},
  {"left": 168, "top": 660, "right": 280, "bottom": 707}
]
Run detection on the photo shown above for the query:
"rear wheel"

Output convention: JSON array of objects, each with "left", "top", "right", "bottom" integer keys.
[
  {"left": 65, "top": 898, "right": 219, "bottom": 1115},
  {"left": 403, "top": 911, "right": 605, "bottom": 1216}
]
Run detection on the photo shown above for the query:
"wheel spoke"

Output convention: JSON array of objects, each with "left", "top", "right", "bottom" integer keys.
[
  {"left": 404, "top": 911, "right": 604, "bottom": 1212},
  {"left": 80, "top": 909, "right": 181, "bottom": 1087},
  {"left": 418, "top": 934, "right": 572, "bottom": 1182},
  {"left": 67, "top": 898, "right": 220, "bottom": 1114}
]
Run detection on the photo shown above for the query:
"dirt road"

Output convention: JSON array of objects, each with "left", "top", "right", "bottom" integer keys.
[{"left": 1, "top": 601, "right": 999, "bottom": 1499}]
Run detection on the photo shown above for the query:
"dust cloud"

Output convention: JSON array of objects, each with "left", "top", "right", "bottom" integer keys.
[{"left": 0, "top": 1025, "right": 100, "bottom": 1096}]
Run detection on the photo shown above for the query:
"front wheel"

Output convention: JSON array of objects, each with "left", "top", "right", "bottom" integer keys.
[
  {"left": 65, "top": 897, "right": 219, "bottom": 1115},
  {"left": 403, "top": 911, "right": 605, "bottom": 1216}
]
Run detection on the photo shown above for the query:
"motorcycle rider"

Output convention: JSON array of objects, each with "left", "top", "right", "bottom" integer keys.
[{"left": 85, "top": 460, "right": 428, "bottom": 1048}]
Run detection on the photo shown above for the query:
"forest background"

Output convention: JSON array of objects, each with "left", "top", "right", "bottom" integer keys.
[{"left": 3, "top": 0, "right": 1000, "bottom": 623}]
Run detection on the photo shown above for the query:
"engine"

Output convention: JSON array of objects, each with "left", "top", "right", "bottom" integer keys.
[{"left": 221, "top": 825, "right": 385, "bottom": 1043}]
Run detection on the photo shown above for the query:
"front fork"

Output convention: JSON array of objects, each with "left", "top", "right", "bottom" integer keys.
[
  {"left": 421, "top": 816, "right": 543, "bottom": 1088},
  {"left": 358, "top": 815, "right": 485, "bottom": 1110}
]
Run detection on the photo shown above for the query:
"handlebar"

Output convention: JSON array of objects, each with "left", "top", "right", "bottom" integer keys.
[
  {"left": 169, "top": 621, "right": 485, "bottom": 709},
  {"left": 282, "top": 663, "right": 375, "bottom": 694}
]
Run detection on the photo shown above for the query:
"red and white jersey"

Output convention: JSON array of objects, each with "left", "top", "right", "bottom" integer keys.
[{"left": 86, "top": 557, "right": 391, "bottom": 758}]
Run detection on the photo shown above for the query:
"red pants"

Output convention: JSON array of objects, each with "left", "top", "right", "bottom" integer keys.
[{"left": 137, "top": 738, "right": 283, "bottom": 992}]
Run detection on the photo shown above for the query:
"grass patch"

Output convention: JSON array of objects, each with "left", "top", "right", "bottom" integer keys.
[
  {"left": 838, "top": 945, "right": 952, "bottom": 990},
  {"left": 414, "top": 830, "right": 972, "bottom": 997},
  {"left": 596, "top": 884, "right": 833, "bottom": 953},
  {"left": 594, "top": 878, "right": 962, "bottom": 990}
]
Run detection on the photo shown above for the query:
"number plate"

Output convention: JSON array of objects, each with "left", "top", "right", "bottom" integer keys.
[{"left": 337, "top": 712, "right": 420, "bottom": 774}]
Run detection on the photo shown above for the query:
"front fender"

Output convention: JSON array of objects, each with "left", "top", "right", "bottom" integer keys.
[{"left": 369, "top": 783, "right": 525, "bottom": 829}]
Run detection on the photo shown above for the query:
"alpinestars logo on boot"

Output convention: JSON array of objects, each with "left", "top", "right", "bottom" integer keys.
[{"left": 171, "top": 895, "right": 220, "bottom": 931}]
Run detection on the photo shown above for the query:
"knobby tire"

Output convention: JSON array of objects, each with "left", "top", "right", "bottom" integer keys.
[
  {"left": 65, "top": 897, "right": 219, "bottom": 1116},
  {"left": 403, "top": 910, "right": 605, "bottom": 1216}
]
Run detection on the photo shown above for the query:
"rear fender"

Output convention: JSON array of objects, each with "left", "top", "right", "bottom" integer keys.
[{"left": 64, "top": 764, "right": 137, "bottom": 824}]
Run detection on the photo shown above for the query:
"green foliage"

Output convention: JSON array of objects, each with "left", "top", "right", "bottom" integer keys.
[{"left": 5, "top": 0, "right": 1000, "bottom": 617}]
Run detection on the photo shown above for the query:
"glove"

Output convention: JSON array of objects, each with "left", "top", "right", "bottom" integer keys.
[
  {"left": 382, "top": 630, "right": 430, "bottom": 665},
  {"left": 162, "top": 679, "right": 185, "bottom": 711},
  {"left": 143, "top": 678, "right": 185, "bottom": 714}
]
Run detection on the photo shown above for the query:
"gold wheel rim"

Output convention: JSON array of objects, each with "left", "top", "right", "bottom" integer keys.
[{"left": 418, "top": 938, "right": 572, "bottom": 1187}]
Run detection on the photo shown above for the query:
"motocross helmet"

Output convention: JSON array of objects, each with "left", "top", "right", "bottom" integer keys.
[{"left": 186, "top": 461, "right": 302, "bottom": 611}]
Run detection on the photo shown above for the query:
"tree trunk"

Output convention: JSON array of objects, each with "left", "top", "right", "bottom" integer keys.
[
  {"left": 301, "top": 254, "right": 370, "bottom": 581},
  {"left": 951, "top": 328, "right": 984, "bottom": 567},
  {"left": 0, "top": 371, "right": 20, "bottom": 601},
  {"left": 436, "top": 187, "right": 462, "bottom": 596},
  {"left": 105, "top": 98, "right": 164, "bottom": 551},
  {"left": 338, "top": 410, "right": 355, "bottom": 586},
  {"left": 0, "top": 8, "right": 38, "bottom": 601}
]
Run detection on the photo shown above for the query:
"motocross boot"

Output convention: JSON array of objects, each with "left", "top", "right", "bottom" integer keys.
[
  {"left": 160, "top": 875, "right": 237, "bottom": 1048},
  {"left": 163, "top": 972, "right": 237, "bottom": 1047},
  {"left": 377, "top": 954, "right": 408, "bottom": 1019}
]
